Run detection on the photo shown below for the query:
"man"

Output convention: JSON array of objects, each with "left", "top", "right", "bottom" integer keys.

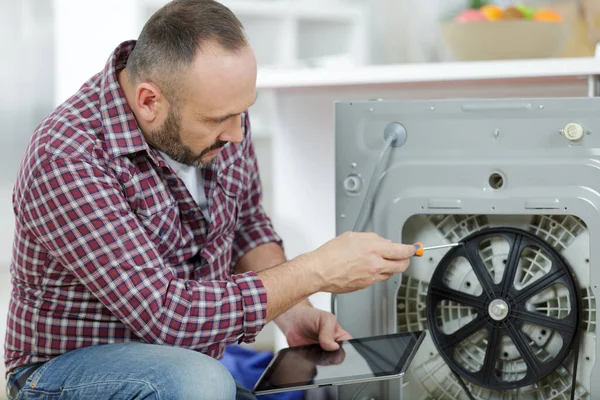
[{"left": 4, "top": 0, "right": 415, "bottom": 399}]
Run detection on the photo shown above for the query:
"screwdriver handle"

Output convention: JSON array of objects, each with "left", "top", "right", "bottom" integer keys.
[{"left": 413, "top": 242, "right": 424, "bottom": 257}]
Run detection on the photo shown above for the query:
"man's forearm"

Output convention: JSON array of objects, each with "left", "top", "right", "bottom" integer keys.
[
  {"left": 234, "top": 242, "right": 315, "bottom": 331},
  {"left": 234, "top": 242, "right": 287, "bottom": 275}
]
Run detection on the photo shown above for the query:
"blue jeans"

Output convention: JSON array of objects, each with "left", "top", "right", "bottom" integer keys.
[{"left": 5, "top": 342, "right": 257, "bottom": 399}]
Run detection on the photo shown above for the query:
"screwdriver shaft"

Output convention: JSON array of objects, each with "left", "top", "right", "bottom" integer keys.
[{"left": 423, "top": 243, "right": 462, "bottom": 251}]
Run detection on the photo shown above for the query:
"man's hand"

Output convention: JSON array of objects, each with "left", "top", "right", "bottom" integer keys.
[
  {"left": 305, "top": 232, "right": 416, "bottom": 295},
  {"left": 278, "top": 302, "right": 352, "bottom": 351}
]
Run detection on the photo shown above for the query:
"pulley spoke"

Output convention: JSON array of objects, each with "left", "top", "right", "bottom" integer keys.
[{"left": 429, "top": 286, "right": 486, "bottom": 309}]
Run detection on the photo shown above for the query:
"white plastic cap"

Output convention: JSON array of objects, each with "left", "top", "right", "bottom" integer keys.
[
  {"left": 564, "top": 122, "right": 584, "bottom": 141},
  {"left": 343, "top": 175, "right": 362, "bottom": 193}
]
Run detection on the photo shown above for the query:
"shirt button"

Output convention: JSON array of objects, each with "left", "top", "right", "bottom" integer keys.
[{"left": 168, "top": 179, "right": 177, "bottom": 185}]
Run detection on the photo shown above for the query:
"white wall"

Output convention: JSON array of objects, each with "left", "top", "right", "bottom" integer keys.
[
  {"left": 1, "top": 1, "right": 57, "bottom": 393},
  {"left": 0, "top": 1, "right": 55, "bottom": 271},
  {"left": 348, "top": 0, "right": 467, "bottom": 65},
  {"left": 53, "top": 0, "right": 142, "bottom": 105}
]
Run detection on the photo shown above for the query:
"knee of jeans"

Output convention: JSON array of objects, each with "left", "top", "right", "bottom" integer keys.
[{"left": 169, "top": 354, "right": 236, "bottom": 400}]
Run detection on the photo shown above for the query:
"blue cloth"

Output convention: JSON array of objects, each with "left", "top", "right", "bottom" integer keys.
[{"left": 220, "top": 345, "right": 304, "bottom": 400}]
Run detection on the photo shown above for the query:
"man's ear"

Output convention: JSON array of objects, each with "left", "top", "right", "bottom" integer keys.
[{"left": 135, "top": 82, "right": 165, "bottom": 124}]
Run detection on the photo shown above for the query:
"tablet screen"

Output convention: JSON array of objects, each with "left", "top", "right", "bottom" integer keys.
[{"left": 254, "top": 331, "right": 425, "bottom": 393}]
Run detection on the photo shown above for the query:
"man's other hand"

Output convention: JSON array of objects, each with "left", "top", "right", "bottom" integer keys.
[{"left": 284, "top": 303, "right": 352, "bottom": 351}]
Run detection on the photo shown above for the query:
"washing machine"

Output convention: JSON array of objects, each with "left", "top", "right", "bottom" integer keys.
[{"left": 333, "top": 96, "right": 600, "bottom": 400}]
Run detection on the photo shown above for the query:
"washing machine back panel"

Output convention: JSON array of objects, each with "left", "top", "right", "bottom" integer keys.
[{"left": 336, "top": 98, "right": 600, "bottom": 234}]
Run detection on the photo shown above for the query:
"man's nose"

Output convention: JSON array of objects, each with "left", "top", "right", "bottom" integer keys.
[{"left": 219, "top": 116, "right": 244, "bottom": 144}]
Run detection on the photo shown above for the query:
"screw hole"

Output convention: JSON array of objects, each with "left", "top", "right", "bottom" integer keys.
[
  {"left": 428, "top": 257, "right": 434, "bottom": 262},
  {"left": 466, "top": 281, "right": 471, "bottom": 287},
  {"left": 503, "top": 352, "right": 509, "bottom": 358},
  {"left": 503, "top": 259, "right": 507, "bottom": 264},
  {"left": 541, "top": 330, "right": 547, "bottom": 335},
  {"left": 489, "top": 173, "right": 504, "bottom": 189},
  {"left": 586, "top": 356, "right": 591, "bottom": 361},
  {"left": 586, "top": 258, "right": 590, "bottom": 263}
]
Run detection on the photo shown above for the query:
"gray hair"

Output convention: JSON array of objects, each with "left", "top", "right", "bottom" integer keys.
[{"left": 126, "top": 0, "right": 248, "bottom": 103}]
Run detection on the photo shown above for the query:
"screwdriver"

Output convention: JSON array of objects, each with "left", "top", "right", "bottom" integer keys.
[{"left": 413, "top": 242, "right": 462, "bottom": 257}]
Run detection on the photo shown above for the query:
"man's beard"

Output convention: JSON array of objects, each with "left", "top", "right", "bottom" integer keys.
[{"left": 148, "top": 106, "right": 226, "bottom": 168}]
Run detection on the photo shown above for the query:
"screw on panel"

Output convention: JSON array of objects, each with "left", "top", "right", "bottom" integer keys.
[
  {"left": 559, "top": 129, "right": 565, "bottom": 135},
  {"left": 369, "top": 108, "right": 374, "bottom": 112},
  {"left": 351, "top": 163, "right": 357, "bottom": 168},
  {"left": 430, "top": 106, "right": 435, "bottom": 111},
  {"left": 340, "top": 214, "right": 346, "bottom": 218},
  {"left": 539, "top": 105, "right": 544, "bottom": 109},
  {"left": 587, "top": 130, "right": 592, "bottom": 135},
  {"left": 493, "top": 128, "right": 500, "bottom": 139}
]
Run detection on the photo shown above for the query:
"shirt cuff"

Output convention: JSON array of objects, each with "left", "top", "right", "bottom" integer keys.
[{"left": 232, "top": 270, "right": 267, "bottom": 343}]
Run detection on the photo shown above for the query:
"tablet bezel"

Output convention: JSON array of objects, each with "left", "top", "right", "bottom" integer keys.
[{"left": 252, "top": 331, "right": 426, "bottom": 395}]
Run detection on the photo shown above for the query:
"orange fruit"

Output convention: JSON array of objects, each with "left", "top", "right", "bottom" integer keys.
[
  {"left": 480, "top": 5, "right": 504, "bottom": 21},
  {"left": 533, "top": 9, "right": 563, "bottom": 22}
]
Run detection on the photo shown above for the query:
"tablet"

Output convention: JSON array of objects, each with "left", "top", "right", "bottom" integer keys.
[{"left": 253, "top": 331, "right": 425, "bottom": 395}]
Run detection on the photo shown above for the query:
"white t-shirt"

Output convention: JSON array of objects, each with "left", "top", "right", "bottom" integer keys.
[{"left": 160, "top": 151, "right": 210, "bottom": 222}]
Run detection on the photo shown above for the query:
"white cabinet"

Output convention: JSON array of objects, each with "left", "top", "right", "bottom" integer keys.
[{"left": 139, "top": 0, "right": 368, "bottom": 68}]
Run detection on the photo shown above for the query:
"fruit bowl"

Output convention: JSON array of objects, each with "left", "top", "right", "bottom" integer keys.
[
  {"left": 440, "top": 4, "right": 569, "bottom": 61},
  {"left": 440, "top": 20, "right": 569, "bottom": 61}
]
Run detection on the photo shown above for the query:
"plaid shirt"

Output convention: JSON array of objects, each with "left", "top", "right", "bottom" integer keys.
[{"left": 4, "top": 41, "right": 282, "bottom": 374}]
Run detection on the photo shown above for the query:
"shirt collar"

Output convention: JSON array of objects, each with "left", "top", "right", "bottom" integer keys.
[
  {"left": 160, "top": 151, "right": 194, "bottom": 175},
  {"left": 99, "top": 40, "right": 149, "bottom": 159}
]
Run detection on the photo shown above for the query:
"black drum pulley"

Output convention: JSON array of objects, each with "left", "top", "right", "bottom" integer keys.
[{"left": 426, "top": 227, "right": 580, "bottom": 391}]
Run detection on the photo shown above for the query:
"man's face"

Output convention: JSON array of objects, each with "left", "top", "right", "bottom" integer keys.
[{"left": 148, "top": 43, "right": 257, "bottom": 168}]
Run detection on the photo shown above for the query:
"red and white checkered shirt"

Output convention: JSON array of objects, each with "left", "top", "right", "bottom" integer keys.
[{"left": 4, "top": 40, "right": 282, "bottom": 374}]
